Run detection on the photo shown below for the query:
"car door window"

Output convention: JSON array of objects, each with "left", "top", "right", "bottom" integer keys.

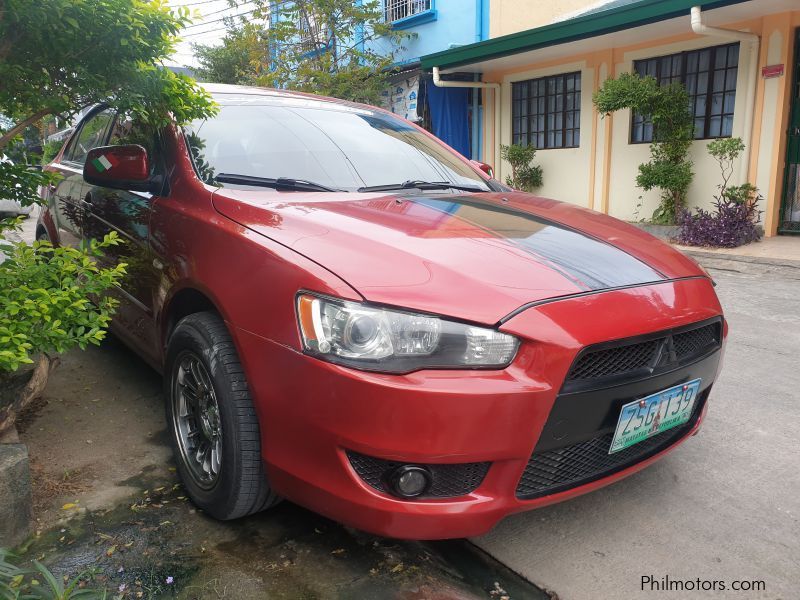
[
  {"left": 88, "top": 114, "right": 164, "bottom": 244},
  {"left": 63, "top": 108, "right": 114, "bottom": 165}
]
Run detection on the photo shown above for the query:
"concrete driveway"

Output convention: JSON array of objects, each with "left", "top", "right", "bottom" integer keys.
[{"left": 473, "top": 256, "right": 800, "bottom": 599}]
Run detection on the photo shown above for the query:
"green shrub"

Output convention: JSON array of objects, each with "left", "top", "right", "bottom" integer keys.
[
  {"left": 706, "top": 137, "right": 753, "bottom": 203},
  {"left": 0, "top": 162, "right": 125, "bottom": 375},
  {"left": 706, "top": 137, "right": 760, "bottom": 209},
  {"left": 0, "top": 233, "right": 125, "bottom": 373},
  {"left": 500, "top": 143, "right": 543, "bottom": 192}
]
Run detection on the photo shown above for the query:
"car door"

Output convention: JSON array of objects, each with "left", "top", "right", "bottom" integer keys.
[
  {"left": 48, "top": 108, "right": 115, "bottom": 248},
  {"left": 82, "top": 114, "right": 164, "bottom": 365}
]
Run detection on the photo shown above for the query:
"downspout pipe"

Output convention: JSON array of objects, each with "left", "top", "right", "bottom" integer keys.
[
  {"left": 432, "top": 66, "right": 501, "bottom": 172},
  {"left": 690, "top": 5, "right": 760, "bottom": 183},
  {"left": 471, "top": 73, "right": 481, "bottom": 160}
]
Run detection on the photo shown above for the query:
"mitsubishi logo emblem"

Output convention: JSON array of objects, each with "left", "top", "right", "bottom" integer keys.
[{"left": 656, "top": 335, "right": 679, "bottom": 367}]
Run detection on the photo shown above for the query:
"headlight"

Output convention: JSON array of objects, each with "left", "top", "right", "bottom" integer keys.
[{"left": 296, "top": 293, "right": 519, "bottom": 373}]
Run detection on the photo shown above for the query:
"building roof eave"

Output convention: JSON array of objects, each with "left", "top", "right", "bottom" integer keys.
[{"left": 419, "top": 0, "right": 750, "bottom": 71}]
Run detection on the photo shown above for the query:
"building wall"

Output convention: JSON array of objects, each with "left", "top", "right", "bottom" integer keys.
[
  {"left": 366, "top": 0, "right": 486, "bottom": 65},
  {"left": 481, "top": 10, "right": 799, "bottom": 236},
  {"left": 490, "top": 0, "right": 614, "bottom": 37}
]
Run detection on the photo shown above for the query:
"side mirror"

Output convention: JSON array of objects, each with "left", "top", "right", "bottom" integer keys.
[
  {"left": 470, "top": 160, "right": 494, "bottom": 179},
  {"left": 83, "top": 144, "right": 153, "bottom": 193}
]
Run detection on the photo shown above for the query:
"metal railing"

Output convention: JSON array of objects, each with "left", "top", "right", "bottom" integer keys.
[{"left": 383, "top": 0, "right": 431, "bottom": 23}]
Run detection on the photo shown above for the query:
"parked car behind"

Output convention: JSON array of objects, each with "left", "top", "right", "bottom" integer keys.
[
  {"left": 0, "top": 156, "right": 34, "bottom": 217},
  {"left": 0, "top": 198, "right": 33, "bottom": 217},
  {"left": 37, "top": 84, "right": 726, "bottom": 539}
]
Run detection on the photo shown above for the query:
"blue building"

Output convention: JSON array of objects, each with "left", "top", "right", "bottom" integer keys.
[
  {"left": 367, "top": 0, "right": 491, "bottom": 159},
  {"left": 369, "top": 1, "right": 489, "bottom": 66}
]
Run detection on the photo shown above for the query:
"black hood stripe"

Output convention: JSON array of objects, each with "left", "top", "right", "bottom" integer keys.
[
  {"left": 498, "top": 276, "right": 708, "bottom": 324},
  {"left": 410, "top": 196, "right": 664, "bottom": 292}
]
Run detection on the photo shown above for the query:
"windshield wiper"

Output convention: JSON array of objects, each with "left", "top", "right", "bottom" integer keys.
[
  {"left": 215, "top": 173, "right": 342, "bottom": 192},
  {"left": 357, "top": 180, "right": 485, "bottom": 193}
]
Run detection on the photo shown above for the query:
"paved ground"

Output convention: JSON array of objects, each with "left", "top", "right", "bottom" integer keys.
[
  {"left": 0, "top": 204, "right": 39, "bottom": 244},
  {"left": 474, "top": 256, "right": 800, "bottom": 600},
  {"left": 674, "top": 235, "right": 800, "bottom": 263}
]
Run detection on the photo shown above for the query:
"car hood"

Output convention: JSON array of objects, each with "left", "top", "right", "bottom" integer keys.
[{"left": 212, "top": 190, "right": 705, "bottom": 324}]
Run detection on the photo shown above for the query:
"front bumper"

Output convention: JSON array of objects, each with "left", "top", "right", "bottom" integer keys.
[{"left": 234, "top": 277, "right": 725, "bottom": 539}]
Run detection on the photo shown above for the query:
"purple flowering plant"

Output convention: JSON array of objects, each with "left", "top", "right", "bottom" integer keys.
[{"left": 676, "top": 138, "right": 762, "bottom": 248}]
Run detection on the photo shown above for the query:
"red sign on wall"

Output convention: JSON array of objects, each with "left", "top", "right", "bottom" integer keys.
[{"left": 761, "top": 64, "right": 785, "bottom": 78}]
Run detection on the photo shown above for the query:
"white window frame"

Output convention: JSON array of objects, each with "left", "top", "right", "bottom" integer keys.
[{"left": 383, "top": 0, "right": 432, "bottom": 23}]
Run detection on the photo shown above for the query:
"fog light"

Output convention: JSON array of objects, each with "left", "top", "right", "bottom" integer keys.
[{"left": 388, "top": 465, "right": 432, "bottom": 498}]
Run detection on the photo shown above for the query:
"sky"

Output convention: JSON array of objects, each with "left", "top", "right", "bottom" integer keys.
[{"left": 167, "top": 0, "right": 258, "bottom": 67}]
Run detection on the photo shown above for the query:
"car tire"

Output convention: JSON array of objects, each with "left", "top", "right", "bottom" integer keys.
[{"left": 164, "top": 311, "right": 280, "bottom": 520}]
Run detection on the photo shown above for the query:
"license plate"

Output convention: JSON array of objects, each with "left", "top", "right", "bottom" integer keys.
[{"left": 609, "top": 378, "right": 701, "bottom": 454}]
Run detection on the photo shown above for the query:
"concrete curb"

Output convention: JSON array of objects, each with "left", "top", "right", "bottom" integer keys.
[
  {"left": 0, "top": 443, "right": 32, "bottom": 548},
  {"left": 632, "top": 223, "right": 679, "bottom": 240},
  {"left": 679, "top": 248, "right": 800, "bottom": 270}
]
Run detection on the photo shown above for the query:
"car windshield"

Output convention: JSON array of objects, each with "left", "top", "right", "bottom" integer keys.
[{"left": 183, "top": 94, "right": 492, "bottom": 193}]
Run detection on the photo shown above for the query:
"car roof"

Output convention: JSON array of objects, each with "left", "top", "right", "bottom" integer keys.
[{"left": 201, "top": 83, "right": 375, "bottom": 113}]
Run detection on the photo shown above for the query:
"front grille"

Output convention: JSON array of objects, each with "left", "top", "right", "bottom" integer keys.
[
  {"left": 516, "top": 391, "right": 707, "bottom": 499},
  {"left": 568, "top": 339, "right": 660, "bottom": 380},
  {"left": 673, "top": 324, "right": 719, "bottom": 358},
  {"left": 566, "top": 320, "right": 721, "bottom": 386},
  {"left": 347, "top": 451, "right": 489, "bottom": 499}
]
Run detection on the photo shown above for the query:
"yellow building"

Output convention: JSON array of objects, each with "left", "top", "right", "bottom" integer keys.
[{"left": 421, "top": 0, "right": 800, "bottom": 236}]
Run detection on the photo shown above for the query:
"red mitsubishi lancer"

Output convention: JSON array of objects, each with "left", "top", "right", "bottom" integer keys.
[{"left": 38, "top": 84, "right": 726, "bottom": 539}]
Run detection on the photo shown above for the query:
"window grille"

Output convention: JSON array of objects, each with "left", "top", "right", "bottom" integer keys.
[
  {"left": 383, "top": 0, "right": 431, "bottom": 23},
  {"left": 512, "top": 72, "right": 581, "bottom": 149}
]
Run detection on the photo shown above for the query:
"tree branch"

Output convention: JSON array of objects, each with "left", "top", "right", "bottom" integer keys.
[{"left": 0, "top": 108, "right": 53, "bottom": 150}]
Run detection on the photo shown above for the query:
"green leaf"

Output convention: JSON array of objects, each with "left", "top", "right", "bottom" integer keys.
[{"left": 32, "top": 561, "right": 63, "bottom": 596}]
